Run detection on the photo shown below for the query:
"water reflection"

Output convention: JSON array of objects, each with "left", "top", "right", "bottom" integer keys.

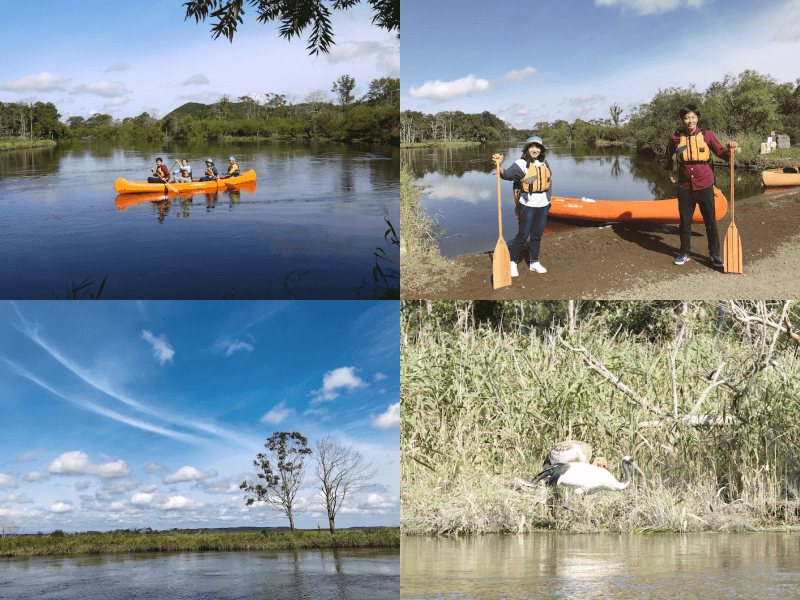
[
  {"left": 404, "top": 143, "right": 766, "bottom": 258},
  {"left": 401, "top": 533, "right": 800, "bottom": 599}
]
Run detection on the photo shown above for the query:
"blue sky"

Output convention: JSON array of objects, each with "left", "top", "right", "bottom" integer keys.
[
  {"left": 0, "top": 0, "right": 398, "bottom": 121},
  {"left": 402, "top": 0, "right": 800, "bottom": 127},
  {"left": 0, "top": 301, "right": 399, "bottom": 533}
]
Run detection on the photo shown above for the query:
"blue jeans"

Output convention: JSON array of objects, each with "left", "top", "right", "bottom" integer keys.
[
  {"left": 677, "top": 186, "right": 719, "bottom": 255},
  {"left": 508, "top": 203, "right": 550, "bottom": 264}
]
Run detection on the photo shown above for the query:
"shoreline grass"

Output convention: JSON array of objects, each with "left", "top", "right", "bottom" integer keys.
[
  {"left": 401, "top": 301, "right": 800, "bottom": 535},
  {"left": 0, "top": 528, "right": 399, "bottom": 557},
  {"left": 400, "top": 167, "right": 462, "bottom": 295},
  {"left": 0, "top": 138, "right": 57, "bottom": 151}
]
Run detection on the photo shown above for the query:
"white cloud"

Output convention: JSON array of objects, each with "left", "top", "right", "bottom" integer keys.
[
  {"left": 71, "top": 80, "right": 131, "bottom": 98},
  {"left": 498, "top": 66, "right": 538, "bottom": 82},
  {"left": 75, "top": 481, "right": 91, "bottom": 491},
  {"left": 566, "top": 94, "right": 606, "bottom": 117},
  {"left": 24, "top": 471, "right": 49, "bottom": 483},
  {"left": 324, "top": 41, "right": 400, "bottom": 77},
  {"left": 179, "top": 73, "right": 210, "bottom": 86},
  {"left": 261, "top": 399, "right": 293, "bottom": 424},
  {"left": 50, "top": 502, "right": 74, "bottom": 513},
  {"left": 311, "top": 366, "right": 366, "bottom": 403},
  {"left": 143, "top": 463, "right": 169, "bottom": 474},
  {"left": 105, "top": 480, "right": 139, "bottom": 495},
  {"left": 104, "top": 97, "right": 130, "bottom": 108},
  {"left": 213, "top": 336, "right": 255, "bottom": 357},
  {"left": 161, "top": 495, "right": 202, "bottom": 511},
  {"left": 105, "top": 62, "right": 131, "bottom": 73},
  {"left": 2, "top": 494, "right": 33, "bottom": 504},
  {"left": 371, "top": 402, "right": 399, "bottom": 429},
  {"left": 408, "top": 74, "right": 491, "bottom": 103},
  {"left": 164, "top": 466, "right": 218, "bottom": 484},
  {"left": 14, "top": 451, "right": 39, "bottom": 464},
  {"left": 0, "top": 474, "right": 18, "bottom": 489},
  {"left": 594, "top": 0, "right": 703, "bottom": 15},
  {"left": 47, "top": 451, "right": 132, "bottom": 479},
  {"left": 177, "top": 90, "right": 223, "bottom": 103},
  {"left": 1, "top": 72, "right": 71, "bottom": 92},
  {"left": 130, "top": 492, "right": 154, "bottom": 506},
  {"left": 773, "top": 0, "right": 800, "bottom": 42},
  {"left": 141, "top": 330, "right": 176, "bottom": 365},
  {"left": 374, "top": 372, "right": 387, "bottom": 381}
]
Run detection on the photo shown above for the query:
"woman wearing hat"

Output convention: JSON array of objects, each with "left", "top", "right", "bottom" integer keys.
[
  {"left": 492, "top": 136, "right": 552, "bottom": 277},
  {"left": 199, "top": 158, "right": 219, "bottom": 181},
  {"left": 222, "top": 156, "right": 241, "bottom": 179}
]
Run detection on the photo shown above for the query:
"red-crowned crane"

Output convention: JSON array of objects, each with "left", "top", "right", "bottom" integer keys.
[{"left": 532, "top": 456, "right": 645, "bottom": 513}]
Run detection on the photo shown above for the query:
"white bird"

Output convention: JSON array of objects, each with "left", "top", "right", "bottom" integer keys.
[{"left": 532, "top": 456, "right": 645, "bottom": 512}]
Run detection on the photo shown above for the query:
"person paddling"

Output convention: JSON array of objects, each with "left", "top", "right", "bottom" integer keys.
[
  {"left": 147, "top": 158, "right": 171, "bottom": 183},
  {"left": 664, "top": 104, "right": 738, "bottom": 268},
  {"left": 171, "top": 158, "right": 192, "bottom": 183},
  {"left": 492, "top": 136, "right": 552, "bottom": 277},
  {"left": 222, "top": 156, "right": 240, "bottom": 179}
]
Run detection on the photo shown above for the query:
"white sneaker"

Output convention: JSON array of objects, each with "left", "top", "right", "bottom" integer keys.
[
  {"left": 510, "top": 261, "right": 519, "bottom": 277},
  {"left": 529, "top": 261, "right": 547, "bottom": 273}
]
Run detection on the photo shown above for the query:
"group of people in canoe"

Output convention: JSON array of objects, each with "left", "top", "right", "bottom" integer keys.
[
  {"left": 146, "top": 157, "right": 241, "bottom": 184},
  {"left": 492, "top": 104, "right": 739, "bottom": 277}
]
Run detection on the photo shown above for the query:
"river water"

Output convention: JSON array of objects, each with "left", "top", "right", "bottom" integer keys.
[
  {"left": 403, "top": 143, "right": 766, "bottom": 259},
  {"left": 0, "top": 547, "right": 399, "bottom": 599},
  {"left": 0, "top": 140, "right": 398, "bottom": 299},
  {"left": 401, "top": 533, "right": 800, "bottom": 599}
]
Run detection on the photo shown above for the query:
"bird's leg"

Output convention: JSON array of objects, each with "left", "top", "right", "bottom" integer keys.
[{"left": 562, "top": 492, "right": 577, "bottom": 513}]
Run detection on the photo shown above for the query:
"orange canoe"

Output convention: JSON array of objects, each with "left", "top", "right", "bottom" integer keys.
[
  {"left": 548, "top": 187, "right": 728, "bottom": 223},
  {"left": 761, "top": 168, "right": 800, "bottom": 187},
  {"left": 114, "top": 169, "right": 257, "bottom": 194}
]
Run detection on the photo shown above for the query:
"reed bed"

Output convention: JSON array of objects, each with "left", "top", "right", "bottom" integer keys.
[
  {"left": 0, "top": 528, "right": 399, "bottom": 557},
  {"left": 401, "top": 301, "right": 800, "bottom": 534}
]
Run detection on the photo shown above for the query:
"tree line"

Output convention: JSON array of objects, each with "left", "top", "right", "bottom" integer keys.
[
  {"left": 1, "top": 76, "right": 399, "bottom": 145},
  {"left": 403, "top": 70, "right": 800, "bottom": 156}
]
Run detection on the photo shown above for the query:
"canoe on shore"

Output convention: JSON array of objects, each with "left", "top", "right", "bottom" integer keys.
[
  {"left": 761, "top": 168, "right": 800, "bottom": 187},
  {"left": 114, "top": 169, "right": 257, "bottom": 194},
  {"left": 548, "top": 187, "right": 728, "bottom": 223}
]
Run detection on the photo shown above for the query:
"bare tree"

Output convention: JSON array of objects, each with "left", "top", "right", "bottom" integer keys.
[
  {"left": 1, "top": 520, "right": 19, "bottom": 539},
  {"left": 313, "top": 435, "right": 376, "bottom": 533},
  {"left": 240, "top": 431, "right": 313, "bottom": 532}
]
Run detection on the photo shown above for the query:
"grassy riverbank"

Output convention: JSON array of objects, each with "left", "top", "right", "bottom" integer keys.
[
  {"left": 400, "top": 167, "right": 462, "bottom": 295},
  {"left": 0, "top": 138, "right": 57, "bottom": 151},
  {"left": 0, "top": 527, "right": 399, "bottom": 557},
  {"left": 402, "top": 301, "right": 800, "bottom": 535}
]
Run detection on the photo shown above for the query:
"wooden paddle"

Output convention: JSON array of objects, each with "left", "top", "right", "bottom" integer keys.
[
  {"left": 724, "top": 147, "right": 742, "bottom": 274},
  {"left": 492, "top": 159, "right": 512, "bottom": 289}
]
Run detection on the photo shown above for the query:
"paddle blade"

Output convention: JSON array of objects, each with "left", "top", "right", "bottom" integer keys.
[
  {"left": 724, "top": 223, "right": 742, "bottom": 274},
  {"left": 493, "top": 237, "right": 512, "bottom": 289}
]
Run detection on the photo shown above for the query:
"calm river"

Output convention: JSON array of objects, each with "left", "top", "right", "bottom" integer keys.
[
  {"left": 0, "top": 547, "right": 399, "bottom": 599},
  {"left": 401, "top": 533, "right": 800, "bottom": 599},
  {"left": 0, "top": 140, "right": 398, "bottom": 299},
  {"left": 403, "top": 143, "right": 766, "bottom": 259}
]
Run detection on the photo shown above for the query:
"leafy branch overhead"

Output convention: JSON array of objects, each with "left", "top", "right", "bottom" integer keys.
[{"left": 183, "top": 0, "right": 399, "bottom": 55}]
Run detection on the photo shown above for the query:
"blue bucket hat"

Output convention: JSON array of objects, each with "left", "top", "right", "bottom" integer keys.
[{"left": 522, "top": 136, "right": 547, "bottom": 153}]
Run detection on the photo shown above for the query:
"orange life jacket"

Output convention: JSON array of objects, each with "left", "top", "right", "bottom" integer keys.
[
  {"left": 517, "top": 161, "right": 551, "bottom": 193},
  {"left": 676, "top": 129, "right": 710, "bottom": 164}
]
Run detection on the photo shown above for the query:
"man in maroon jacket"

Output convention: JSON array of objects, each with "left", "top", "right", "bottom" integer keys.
[
  {"left": 147, "top": 158, "right": 171, "bottom": 184},
  {"left": 664, "top": 104, "right": 738, "bottom": 268}
]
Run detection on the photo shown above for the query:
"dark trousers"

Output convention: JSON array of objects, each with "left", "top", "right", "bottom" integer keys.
[
  {"left": 508, "top": 203, "right": 550, "bottom": 264},
  {"left": 677, "top": 186, "right": 719, "bottom": 256},
  {"left": 147, "top": 177, "right": 166, "bottom": 183}
]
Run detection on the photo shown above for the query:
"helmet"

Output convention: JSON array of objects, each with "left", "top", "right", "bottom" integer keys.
[
  {"left": 522, "top": 136, "right": 547, "bottom": 152},
  {"left": 205, "top": 158, "right": 214, "bottom": 164},
  {"left": 228, "top": 156, "right": 236, "bottom": 161}
]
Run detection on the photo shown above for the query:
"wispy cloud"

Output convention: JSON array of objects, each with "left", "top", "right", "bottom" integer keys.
[
  {"left": 14, "top": 451, "right": 39, "bottom": 464},
  {"left": 70, "top": 80, "right": 131, "bottom": 98},
  {"left": 163, "top": 466, "right": 218, "bottom": 484},
  {"left": 141, "top": 330, "right": 176, "bottom": 365},
  {"left": 371, "top": 402, "right": 399, "bottom": 429},
  {"left": 594, "top": 0, "right": 703, "bottom": 15},
  {"left": 104, "top": 62, "right": 131, "bottom": 73},
  {"left": 1, "top": 72, "right": 71, "bottom": 92},
  {"left": 143, "top": 463, "right": 169, "bottom": 474},
  {"left": 212, "top": 335, "right": 254, "bottom": 357},
  {"left": 179, "top": 73, "right": 210, "bottom": 86},
  {"left": 408, "top": 67, "right": 537, "bottom": 103},
  {"left": 310, "top": 367, "right": 366, "bottom": 404}
]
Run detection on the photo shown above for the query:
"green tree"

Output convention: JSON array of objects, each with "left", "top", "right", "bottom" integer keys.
[
  {"left": 362, "top": 77, "right": 399, "bottom": 106},
  {"left": 240, "top": 431, "right": 313, "bottom": 532},
  {"left": 332, "top": 75, "right": 356, "bottom": 112},
  {"left": 183, "top": 0, "right": 399, "bottom": 55}
]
